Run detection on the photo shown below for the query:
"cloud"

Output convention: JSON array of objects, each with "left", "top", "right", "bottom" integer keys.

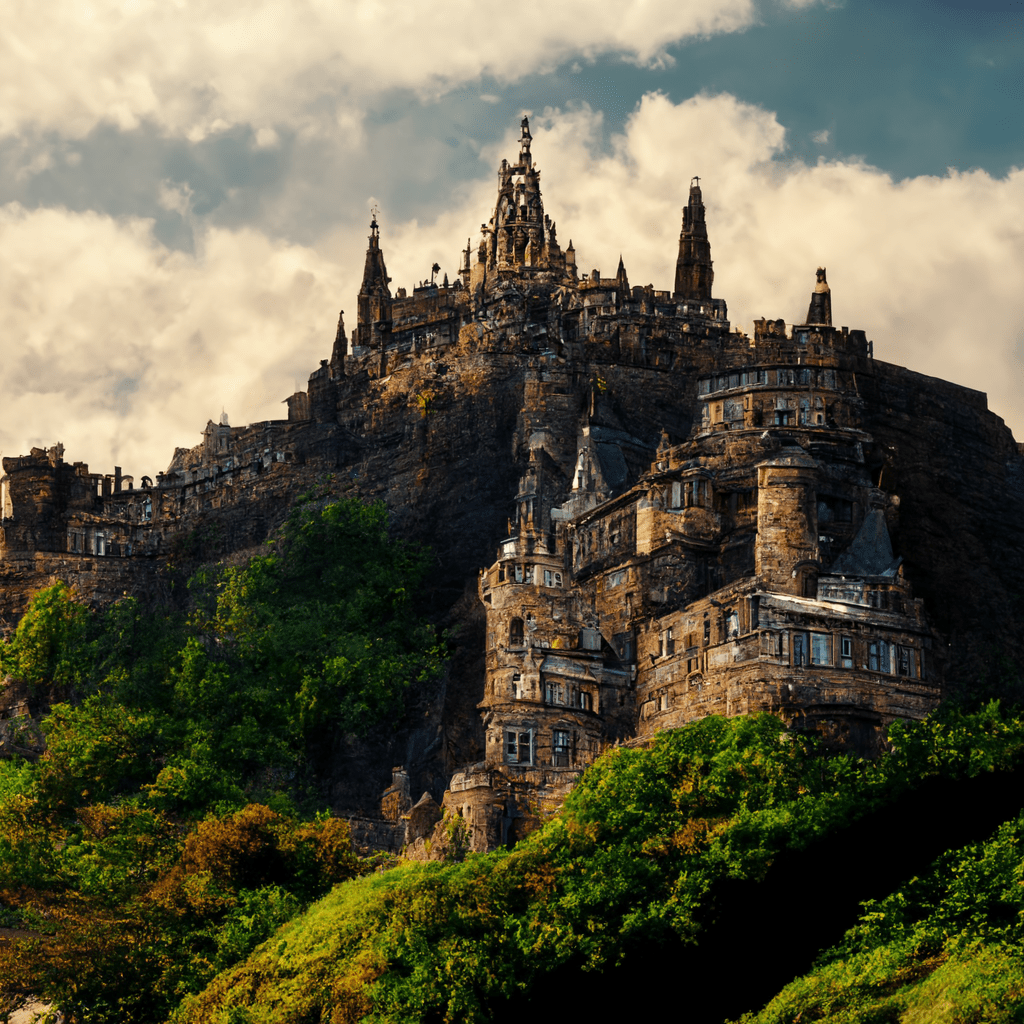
[
  {"left": 811, "top": 128, "right": 830, "bottom": 144},
  {"left": 0, "top": 0, "right": 756, "bottom": 142},
  {"left": 0, "top": 203, "right": 349, "bottom": 476}
]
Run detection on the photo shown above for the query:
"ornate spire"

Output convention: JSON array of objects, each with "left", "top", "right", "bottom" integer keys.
[
  {"left": 674, "top": 176, "right": 714, "bottom": 303},
  {"left": 330, "top": 309, "right": 346, "bottom": 378},
  {"left": 356, "top": 209, "right": 392, "bottom": 348}
]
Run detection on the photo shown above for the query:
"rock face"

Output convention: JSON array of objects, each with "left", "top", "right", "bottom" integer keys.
[{"left": 2, "top": 119, "right": 1023, "bottom": 846}]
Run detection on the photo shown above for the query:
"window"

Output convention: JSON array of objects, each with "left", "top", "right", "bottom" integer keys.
[
  {"left": 662, "top": 628, "right": 675, "bottom": 656},
  {"left": 725, "top": 610, "right": 739, "bottom": 638},
  {"left": 793, "top": 632, "right": 807, "bottom": 667},
  {"left": 897, "top": 645, "right": 917, "bottom": 678},
  {"left": 614, "top": 632, "right": 634, "bottom": 661},
  {"left": 95, "top": 533, "right": 107, "bottom": 557},
  {"left": 498, "top": 565, "right": 506, "bottom": 582},
  {"left": 810, "top": 632, "right": 831, "bottom": 666},
  {"left": 544, "top": 681, "right": 567, "bottom": 705},
  {"left": 670, "top": 481, "right": 682, "bottom": 508},
  {"left": 552, "top": 729, "right": 570, "bottom": 767},
  {"left": 514, "top": 564, "right": 524, "bottom": 583},
  {"left": 775, "top": 410, "right": 794, "bottom": 426},
  {"left": 703, "top": 618, "right": 710, "bottom": 646},
  {"left": 659, "top": 692, "right": 671, "bottom": 711},
  {"left": 841, "top": 636, "right": 853, "bottom": 669},
  {"left": 869, "top": 640, "right": 891, "bottom": 673},
  {"left": 554, "top": 572, "right": 563, "bottom": 587},
  {"left": 578, "top": 690, "right": 593, "bottom": 712},
  {"left": 544, "top": 569, "right": 552, "bottom": 587},
  {"left": 510, "top": 618, "right": 524, "bottom": 646},
  {"left": 506, "top": 730, "right": 533, "bottom": 765}
]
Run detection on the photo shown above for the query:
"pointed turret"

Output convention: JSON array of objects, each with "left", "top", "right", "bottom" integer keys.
[
  {"left": 805, "top": 267, "right": 832, "bottom": 327},
  {"left": 616, "top": 254, "right": 630, "bottom": 298},
  {"left": 329, "top": 309, "right": 346, "bottom": 378},
  {"left": 565, "top": 239, "right": 577, "bottom": 281},
  {"left": 674, "top": 176, "right": 714, "bottom": 303},
  {"left": 356, "top": 213, "right": 392, "bottom": 349}
]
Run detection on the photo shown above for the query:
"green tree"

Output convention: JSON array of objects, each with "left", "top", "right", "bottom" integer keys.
[
  {"left": 146, "top": 493, "right": 445, "bottom": 808},
  {"left": 0, "top": 581, "right": 91, "bottom": 694}
]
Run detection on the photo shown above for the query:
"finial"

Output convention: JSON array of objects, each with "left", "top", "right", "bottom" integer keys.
[{"left": 370, "top": 203, "right": 380, "bottom": 229}]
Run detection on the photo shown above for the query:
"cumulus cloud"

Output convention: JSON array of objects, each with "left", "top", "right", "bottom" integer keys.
[
  {"left": 0, "top": 203, "right": 350, "bottom": 476},
  {"left": 0, "top": 0, "right": 755, "bottom": 141}
]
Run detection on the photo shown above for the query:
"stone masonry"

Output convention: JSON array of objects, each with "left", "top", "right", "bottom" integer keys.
[{"left": 2, "top": 117, "right": 1023, "bottom": 851}]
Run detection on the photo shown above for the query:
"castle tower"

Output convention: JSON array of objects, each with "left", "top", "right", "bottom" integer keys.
[
  {"left": 356, "top": 214, "right": 392, "bottom": 350},
  {"left": 755, "top": 449, "right": 821, "bottom": 596},
  {"left": 805, "top": 267, "right": 832, "bottom": 327},
  {"left": 674, "top": 177, "right": 714, "bottom": 303}
]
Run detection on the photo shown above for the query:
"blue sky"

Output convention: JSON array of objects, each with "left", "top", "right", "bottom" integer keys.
[{"left": 0, "top": 0, "right": 1021, "bottom": 474}]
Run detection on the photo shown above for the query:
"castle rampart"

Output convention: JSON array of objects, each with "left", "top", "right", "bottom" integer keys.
[{"left": 1, "top": 119, "right": 1020, "bottom": 854}]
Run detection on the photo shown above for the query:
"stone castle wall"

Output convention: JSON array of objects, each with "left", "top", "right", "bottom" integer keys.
[{"left": 1, "top": 120, "right": 1022, "bottom": 849}]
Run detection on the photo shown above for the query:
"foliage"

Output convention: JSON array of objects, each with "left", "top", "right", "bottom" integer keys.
[
  {"left": 0, "top": 581, "right": 90, "bottom": 694},
  {"left": 148, "top": 493, "right": 444, "bottom": 808},
  {"left": 0, "top": 490, "right": 441, "bottom": 1022},
  {"left": 3, "top": 523, "right": 1024, "bottom": 1024},
  {"left": 0, "top": 804, "right": 364, "bottom": 1023},
  {"left": 733, "top": 808, "right": 1024, "bottom": 1023},
  {"left": 171, "top": 705, "right": 1024, "bottom": 1024}
]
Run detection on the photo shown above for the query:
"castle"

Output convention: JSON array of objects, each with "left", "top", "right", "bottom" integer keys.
[{"left": 3, "top": 117, "right": 1021, "bottom": 853}]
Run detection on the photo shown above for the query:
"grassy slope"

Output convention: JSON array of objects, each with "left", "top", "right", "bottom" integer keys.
[
  {"left": 734, "top": 809, "right": 1024, "bottom": 1024},
  {"left": 170, "top": 706, "right": 1024, "bottom": 1024}
]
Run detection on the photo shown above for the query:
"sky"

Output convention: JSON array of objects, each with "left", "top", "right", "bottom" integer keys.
[{"left": 1, "top": 0, "right": 1022, "bottom": 478}]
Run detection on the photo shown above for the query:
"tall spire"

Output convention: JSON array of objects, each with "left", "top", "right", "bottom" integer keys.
[
  {"left": 356, "top": 209, "right": 392, "bottom": 348},
  {"left": 674, "top": 176, "right": 714, "bottom": 303},
  {"left": 330, "top": 309, "right": 346, "bottom": 378},
  {"left": 616, "top": 254, "right": 630, "bottom": 296}
]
